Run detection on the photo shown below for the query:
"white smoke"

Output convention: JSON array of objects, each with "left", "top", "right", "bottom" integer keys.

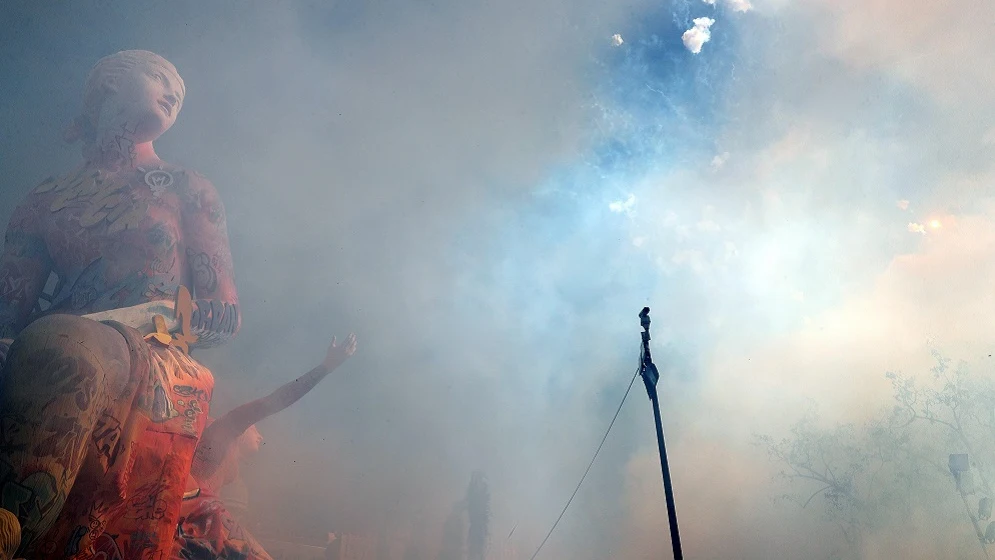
[{"left": 682, "top": 17, "right": 716, "bottom": 54}]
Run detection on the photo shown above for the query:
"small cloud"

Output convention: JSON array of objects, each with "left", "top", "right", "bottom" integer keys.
[
  {"left": 703, "top": 0, "right": 751, "bottom": 11},
  {"left": 711, "top": 152, "right": 730, "bottom": 169},
  {"left": 682, "top": 17, "right": 715, "bottom": 54},
  {"left": 610, "top": 34, "right": 624, "bottom": 47},
  {"left": 671, "top": 249, "right": 708, "bottom": 274},
  {"left": 609, "top": 194, "right": 636, "bottom": 215},
  {"left": 632, "top": 236, "right": 645, "bottom": 247},
  {"left": 908, "top": 222, "right": 926, "bottom": 234},
  {"left": 696, "top": 219, "right": 721, "bottom": 232},
  {"left": 896, "top": 200, "right": 910, "bottom": 211},
  {"left": 790, "top": 289, "right": 805, "bottom": 302},
  {"left": 674, "top": 224, "right": 691, "bottom": 240},
  {"left": 727, "top": 0, "right": 752, "bottom": 12},
  {"left": 723, "top": 241, "right": 738, "bottom": 260}
]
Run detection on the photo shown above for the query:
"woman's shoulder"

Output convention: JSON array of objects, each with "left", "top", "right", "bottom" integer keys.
[
  {"left": 152, "top": 163, "right": 217, "bottom": 193},
  {"left": 157, "top": 164, "right": 225, "bottom": 212},
  {"left": 28, "top": 163, "right": 91, "bottom": 196},
  {"left": 8, "top": 166, "right": 93, "bottom": 230}
]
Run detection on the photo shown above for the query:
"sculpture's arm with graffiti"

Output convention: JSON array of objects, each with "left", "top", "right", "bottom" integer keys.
[
  {"left": 191, "top": 333, "right": 357, "bottom": 480},
  {"left": 180, "top": 172, "right": 241, "bottom": 349},
  {"left": 0, "top": 198, "right": 52, "bottom": 351}
]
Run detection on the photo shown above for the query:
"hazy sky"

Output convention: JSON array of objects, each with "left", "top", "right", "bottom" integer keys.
[{"left": 2, "top": 0, "right": 994, "bottom": 558}]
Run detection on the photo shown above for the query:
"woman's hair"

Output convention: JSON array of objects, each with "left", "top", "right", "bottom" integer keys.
[{"left": 63, "top": 50, "right": 185, "bottom": 151}]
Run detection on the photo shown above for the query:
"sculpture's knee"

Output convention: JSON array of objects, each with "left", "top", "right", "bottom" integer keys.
[{"left": 3, "top": 314, "right": 131, "bottom": 401}]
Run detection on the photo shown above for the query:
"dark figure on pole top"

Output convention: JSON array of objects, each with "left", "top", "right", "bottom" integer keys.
[{"left": 638, "top": 307, "right": 659, "bottom": 397}]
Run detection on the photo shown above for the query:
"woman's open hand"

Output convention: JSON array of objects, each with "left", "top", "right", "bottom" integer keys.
[{"left": 322, "top": 333, "right": 358, "bottom": 371}]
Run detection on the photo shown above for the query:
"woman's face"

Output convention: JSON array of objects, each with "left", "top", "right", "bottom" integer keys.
[
  {"left": 100, "top": 65, "right": 183, "bottom": 143},
  {"left": 239, "top": 425, "right": 264, "bottom": 457}
]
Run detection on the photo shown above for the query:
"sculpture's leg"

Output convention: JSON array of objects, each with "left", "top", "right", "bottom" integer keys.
[
  {"left": 0, "top": 315, "right": 130, "bottom": 552},
  {"left": 177, "top": 494, "right": 274, "bottom": 559}
]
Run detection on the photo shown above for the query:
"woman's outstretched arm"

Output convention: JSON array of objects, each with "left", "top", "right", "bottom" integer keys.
[{"left": 192, "top": 333, "right": 358, "bottom": 480}]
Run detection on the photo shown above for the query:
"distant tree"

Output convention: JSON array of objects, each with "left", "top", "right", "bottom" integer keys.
[
  {"left": 435, "top": 471, "right": 491, "bottom": 560},
  {"left": 466, "top": 471, "right": 491, "bottom": 560},
  {"left": 404, "top": 517, "right": 430, "bottom": 560},
  {"left": 437, "top": 499, "right": 466, "bottom": 560},
  {"left": 757, "top": 352, "right": 995, "bottom": 559}
]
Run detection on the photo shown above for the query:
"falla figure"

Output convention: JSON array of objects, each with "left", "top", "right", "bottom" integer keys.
[{"left": 0, "top": 50, "right": 241, "bottom": 558}]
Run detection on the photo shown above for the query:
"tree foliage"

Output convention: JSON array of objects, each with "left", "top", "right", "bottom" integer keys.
[{"left": 757, "top": 351, "right": 995, "bottom": 558}]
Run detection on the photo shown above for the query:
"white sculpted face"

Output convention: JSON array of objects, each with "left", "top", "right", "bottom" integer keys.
[
  {"left": 80, "top": 51, "right": 186, "bottom": 169},
  {"left": 98, "top": 62, "right": 184, "bottom": 144}
]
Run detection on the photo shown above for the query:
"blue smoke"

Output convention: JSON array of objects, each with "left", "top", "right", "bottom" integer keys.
[{"left": 451, "top": 1, "right": 745, "bottom": 391}]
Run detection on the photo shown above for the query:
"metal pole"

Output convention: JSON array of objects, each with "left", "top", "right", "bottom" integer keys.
[
  {"left": 638, "top": 308, "right": 684, "bottom": 560},
  {"left": 650, "top": 385, "right": 684, "bottom": 560},
  {"left": 954, "top": 477, "right": 992, "bottom": 560},
  {"left": 950, "top": 455, "right": 993, "bottom": 560}
]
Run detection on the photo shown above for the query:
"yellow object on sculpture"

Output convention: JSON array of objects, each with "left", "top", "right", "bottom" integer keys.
[
  {"left": 0, "top": 509, "right": 21, "bottom": 560},
  {"left": 144, "top": 313, "right": 173, "bottom": 346},
  {"left": 142, "top": 285, "right": 198, "bottom": 354},
  {"left": 172, "top": 284, "right": 198, "bottom": 353}
]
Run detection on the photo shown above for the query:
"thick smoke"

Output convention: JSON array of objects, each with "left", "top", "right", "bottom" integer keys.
[
  {"left": 2, "top": 0, "right": 994, "bottom": 558},
  {"left": 610, "top": 0, "right": 995, "bottom": 558}
]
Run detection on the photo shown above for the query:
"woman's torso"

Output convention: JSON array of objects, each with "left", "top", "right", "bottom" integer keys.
[{"left": 25, "top": 163, "right": 197, "bottom": 318}]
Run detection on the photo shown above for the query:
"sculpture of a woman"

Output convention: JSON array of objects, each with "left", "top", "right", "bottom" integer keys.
[{"left": 0, "top": 50, "right": 240, "bottom": 558}]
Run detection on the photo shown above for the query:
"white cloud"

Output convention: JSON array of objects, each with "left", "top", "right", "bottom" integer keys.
[
  {"left": 897, "top": 199, "right": 910, "bottom": 210},
  {"left": 609, "top": 193, "right": 636, "bottom": 214},
  {"left": 908, "top": 222, "right": 926, "bottom": 234},
  {"left": 723, "top": 241, "right": 738, "bottom": 260},
  {"left": 696, "top": 219, "right": 722, "bottom": 232},
  {"left": 701, "top": 0, "right": 751, "bottom": 11},
  {"left": 727, "top": 0, "right": 753, "bottom": 12},
  {"left": 610, "top": 33, "right": 624, "bottom": 47},
  {"left": 711, "top": 151, "right": 730, "bottom": 169},
  {"left": 682, "top": 17, "right": 716, "bottom": 54},
  {"left": 671, "top": 249, "right": 708, "bottom": 274}
]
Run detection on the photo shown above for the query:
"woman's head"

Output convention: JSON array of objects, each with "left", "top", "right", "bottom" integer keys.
[
  {"left": 66, "top": 50, "right": 185, "bottom": 152},
  {"left": 237, "top": 424, "right": 264, "bottom": 457}
]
